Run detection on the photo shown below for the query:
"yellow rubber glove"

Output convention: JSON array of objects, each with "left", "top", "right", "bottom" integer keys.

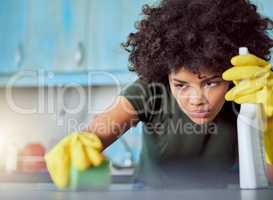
[
  {"left": 222, "top": 54, "right": 273, "bottom": 165},
  {"left": 44, "top": 132, "right": 106, "bottom": 189}
]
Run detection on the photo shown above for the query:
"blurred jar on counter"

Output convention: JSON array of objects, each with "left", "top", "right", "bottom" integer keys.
[{"left": 17, "top": 143, "right": 47, "bottom": 173}]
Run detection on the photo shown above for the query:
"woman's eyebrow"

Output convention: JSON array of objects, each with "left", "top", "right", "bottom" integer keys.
[
  {"left": 173, "top": 75, "right": 221, "bottom": 84},
  {"left": 201, "top": 75, "right": 221, "bottom": 82},
  {"left": 172, "top": 78, "right": 188, "bottom": 84}
]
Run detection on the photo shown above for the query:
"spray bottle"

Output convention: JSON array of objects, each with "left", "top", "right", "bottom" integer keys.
[{"left": 237, "top": 47, "right": 269, "bottom": 189}]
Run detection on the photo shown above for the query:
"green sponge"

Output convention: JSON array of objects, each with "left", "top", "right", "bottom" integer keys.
[{"left": 69, "top": 160, "right": 111, "bottom": 190}]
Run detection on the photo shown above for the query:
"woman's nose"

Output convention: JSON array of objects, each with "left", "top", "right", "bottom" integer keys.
[{"left": 189, "top": 88, "right": 207, "bottom": 105}]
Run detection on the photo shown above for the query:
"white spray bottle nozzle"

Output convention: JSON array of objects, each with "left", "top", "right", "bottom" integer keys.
[{"left": 239, "top": 47, "right": 249, "bottom": 55}]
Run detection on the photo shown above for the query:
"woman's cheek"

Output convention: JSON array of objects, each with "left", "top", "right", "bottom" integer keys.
[{"left": 207, "top": 86, "right": 228, "bottom": 113}]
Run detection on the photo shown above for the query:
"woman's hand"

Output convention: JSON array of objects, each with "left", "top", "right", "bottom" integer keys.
[
  {"left": 222, "top": 54, "right": 273, "bottom": 116},
  {"left": 44, "top": 132, "right": 106, "bottom": 189},
  {"left": 222, "top": 54, "right": 273, "bottom": 166}
]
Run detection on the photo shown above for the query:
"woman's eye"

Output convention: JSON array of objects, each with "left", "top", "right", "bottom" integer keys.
[
  {"left": 174, "top": 84, "right": 188, "bottom": 90},
  {"left": 205, "top": 81, "right": 219, "bottom": 88}
]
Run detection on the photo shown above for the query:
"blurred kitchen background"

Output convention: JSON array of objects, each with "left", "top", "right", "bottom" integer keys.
[{"left": 0, "top": 0, "right": 272, "bottom": 181}]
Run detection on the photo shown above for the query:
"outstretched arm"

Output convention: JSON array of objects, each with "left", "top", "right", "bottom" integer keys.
[{"left": 84, "top": 96, "right": 140, "bottom": 150}]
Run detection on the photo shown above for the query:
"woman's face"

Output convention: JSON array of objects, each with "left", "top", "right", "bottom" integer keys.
[{"left": 168, "top": 67, "right": 230, "bottom": 125}]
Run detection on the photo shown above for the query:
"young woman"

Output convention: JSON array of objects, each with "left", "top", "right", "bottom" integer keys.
[{"left": 45, "top": 0, "right": 273, "bottom": 189}]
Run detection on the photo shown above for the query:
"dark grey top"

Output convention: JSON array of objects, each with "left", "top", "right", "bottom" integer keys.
[{"left": 120, "top": 78, "right": 239, "bottom": 187}]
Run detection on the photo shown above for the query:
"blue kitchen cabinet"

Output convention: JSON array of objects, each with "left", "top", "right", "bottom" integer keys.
[
  {"left": 0, "top": 0, "right": 27, "bottom": 74},
  {"left": 0, "top": 0, "right": 156, "bottom": 86},
  {"left": 86, "top": 0, "right": 154, "bottom": 72},
  {"left": 23, "top": 0, "right": 156, "bottom": 73},
  {"left": 23, "top": 0, "right": 88, "bottom": 72}
]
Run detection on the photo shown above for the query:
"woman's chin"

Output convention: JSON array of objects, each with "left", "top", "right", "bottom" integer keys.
[{"left": 189, "top": 116, "right": 213, "bottom": 125}]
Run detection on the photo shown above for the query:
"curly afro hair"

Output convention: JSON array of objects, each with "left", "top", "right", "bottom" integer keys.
[{"left": 122, "top": 0, "right": 273, "bottom": 85}]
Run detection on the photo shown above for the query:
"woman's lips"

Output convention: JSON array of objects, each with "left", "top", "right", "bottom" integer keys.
[{"left": 188, "top": 110, "right": 210, "bottom": 118}]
